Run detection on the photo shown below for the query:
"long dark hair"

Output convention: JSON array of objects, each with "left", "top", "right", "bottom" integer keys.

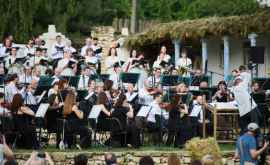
[
  {"left": 96, "top": 92, "right": 108, "bottom": 105},
  {"left": 107, "top": 47, "right": 117, "bottom": 57},
  {"left": 114, "top": 93, "right": 126, "bottom": 108},
  {"left": 10, "top": 94, "right": 24, "bottom": 114}
]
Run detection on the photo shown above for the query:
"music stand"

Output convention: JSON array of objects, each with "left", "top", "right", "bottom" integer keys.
[
  {"left": 61, "top": 76, "right": 80, "bottom": 88},
  {"left": 179, "top": 77, "right": 191, "bottom": 86},
  {"left": 35, "top": 76, "right": 54, "bottom": 95},
  {"left": 160, "top": 75, "right": 179, "bottom": 86},
  {"left": 99, "top": 74, "right": 110, "bottom": 82},
  {"left": 120, "top": 73, "right": 140, "bottom": 85}
]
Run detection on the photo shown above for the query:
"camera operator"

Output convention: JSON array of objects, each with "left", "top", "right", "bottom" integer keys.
[
  {"left": 233, "top": 123, "right": 269, "bottom": 165},
  {"left": 25, "top": 151, "right": 54, "bottom": 165}
]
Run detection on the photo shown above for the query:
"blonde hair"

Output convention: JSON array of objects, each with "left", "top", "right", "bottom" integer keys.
[{"left": 201, "top": 155, "right": 215, "bottom": 165}]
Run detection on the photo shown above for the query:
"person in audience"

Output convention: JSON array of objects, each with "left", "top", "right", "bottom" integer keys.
[
  {"left": 0, "top": 135, "right": 14, "bottom": 164},
  {"left": 104, "top": 153, "right": 117, "bottom": 165},
  {"left": 105, "top": 47, "right": 120, "bottom": 74},
  {"left": 139, "top": 156, "right": 155, "bottom": 165},
  {"left": 201, "top": 155, "right": 215, "bottom": 165},
  {"left": 74, "top": 154, "right": 88, "bottom": 165},
  {"left": 167, "top": 153, "right": 181, "bottom": 165},
  {"left": 190, "top": 160, "right": 202, "bottom": 165},
  {"left": 63, "top": 90, "right": 92, "bottom": 148},
  {"left": 25, "top": 151, "right": 54, "bottom": 165}
]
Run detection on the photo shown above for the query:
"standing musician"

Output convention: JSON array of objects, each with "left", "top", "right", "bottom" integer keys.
[
  {"left": 10, "top": 93, "right": 38, "bottom": 149},
  {"left": 63, "top": 90, "right": 91, "bottom": 149},
  {"left": 64, "top": 40, "right": 76, "bottom": 55},
  {"left": 24, "top": 39, "right": 35, "bottom": 58},
  {"left": 0, "top": 38, "right": 13, "bottom": 58},
  {"left": 111, "top": 93, "right": 140, "bottom": 148},
  {"left": 19, "top": 65, "right": 33, "bottom": 84},
  {"left": 80, "top": 37, "right": 93, "bottom": 57},
  {"left": 212, "top": 81, "right": 233, "bottom": 102},
  {"left": 5, "top": 47, "right": 21, "bottom": 75},
  {"left": 57, "top": 51, "right": 77, "bottom": 76},
  {"left": 176, "top": 48, "right": 192, "bottom": 76},
  {"left": 84, "top": 48, "right": 99, "bottom": 70}
]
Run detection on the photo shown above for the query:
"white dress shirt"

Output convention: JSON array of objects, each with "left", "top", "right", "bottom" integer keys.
[
  {"left": 5, "top": 82, "right": 19, "bottom": 103},
  {"left": 51, "top": 43, "right": 65, "bottom": 60},
  {"left": 147, "top": 100, "right": 168, "bottom": 123},
  {"left": 77, "top": 75, "right": 90, "bottom": 90},
  {"left": 189, "top": 101, "right": 204, "bottom": 123},
  {"left": 231, "top": 81, "right": 257, "bottom": 117}
]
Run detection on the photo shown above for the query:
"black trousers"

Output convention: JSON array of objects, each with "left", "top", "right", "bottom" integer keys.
[
  {"left": 146, "top": 122, "right": 162, "bottom": 145},
  {"left": 239, "top": 107, "right": 261, "bottom": 135}
]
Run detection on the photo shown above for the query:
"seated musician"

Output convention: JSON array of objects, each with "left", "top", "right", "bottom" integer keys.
[
  {"left": 212, "top": 81, "right": 233, "bottom": 102},
  {"left": 189, "top": 94, "right": 209, "bottom": 138},
  {"left": 110, "top": 93, "right": 140, "bottom": 148},
  {"left": 125, "top": 83, "right": 140, "bottom": 114},
  {"left": 166, "top": 94, "right": 189, "bottom": 147},
  {"left": 10, "top": 93, "right": 39, "bottom": 149},
  {"left": 5, "top": 74, "right": 20, "bottom": 104},
  {"left": 63, "top": 90, "right": 91, "bottom": 149},
  {"left": 153, "top": 46, "right": 171, "bottom": 69},
  {"left": 146, "top": 92, "right": 169, "bottom": 145},
  {"left": 77, "top": 67, "right": 90, "bottom": 90},
  {"left": 19, "top": 65, "right": 33, "bottom": 84},
  {"left": 176, "top": 48, "right": 192, "bottom": 76},
  {"left": 147, "top": 68, "right": 161, "bottom": 88},
  {"left": 20, "top": 80, "right": 39, "bottom": 112},
  {"left": 92, "top": 92, "right": 112, "bottom": 131},
  {"left": 191, "top": 69, "right": 204, "bottom": 86}
]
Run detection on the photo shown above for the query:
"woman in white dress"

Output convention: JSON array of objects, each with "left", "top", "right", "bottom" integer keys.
[
  {"left": 176, "top": 48, "right": 192, "bottom": 76},
  {"left": 153, "top": 46, "right": 171, "bottom": 69},
  {"left": 105, "top": 47, "right": 120, "bottom": 74}
]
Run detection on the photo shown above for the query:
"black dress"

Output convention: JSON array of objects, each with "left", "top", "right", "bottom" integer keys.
[
  {"left": 64, "top": 110, "right": 91, "bottom": 148},
  {"left": 111, "top": 106, "right": 140, "bottom": 148},
  {"left": 166, "top": 107, "right": 181, "bottom": 146}
]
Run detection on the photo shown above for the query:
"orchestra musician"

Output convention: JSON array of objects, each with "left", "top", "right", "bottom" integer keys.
[
  {"left": 19, "top": 65, "right": 33, "bottom": 84},
  {"left": 176, "top": 48, "right": 192, "bottom": 76},
  {"left": 239, "top": 65, "right": 252, "bottom": 92},
  {"left": 10, "top": 93, "right": 38, "bottom": 149},
  {"left": 23, "top": 39, "right": 35, "bottom": 58},
  {"left": 57, "top": 51, "right": 77, "bottom": 76},
  {"left": 153, "top": 46, "right": 171, "bottom": 69},
  {"left": 146, "top": 92, "right": 169, "bottom": 145},
  {"left": 5, "top": 47, "right": 21, "bottom": 75},
  {"left": 166, "top": 94, "right": 189, "bottom": 147},
  {"left": 212, "top": 81, "right": 233, "bottom": 102},
  {"left": 5, "top": 74, "right": 20, "bottom": 104},
  {"left": 111, "top": 93, "right": 140, "bottom": 148},
  {"left": 63, "top": 90, "right": 92, "bottom": 149},
  {"left": 105, "top": 48, "right": 120, "bottom": 74},
  {"left": 64, "top": 40, "right": 76, "bottom": 55},
  {"left": 125, "top": 83, "right": 140, "bottom": 114},
  {"left": 84, "top": 48, "right": 99, "bottom": 69},
  {"left": 109, "top": 63, "right": 122, "bottom": 90},
  {"left": 77, "top": 67, "right": 90, "bottom": 90}
]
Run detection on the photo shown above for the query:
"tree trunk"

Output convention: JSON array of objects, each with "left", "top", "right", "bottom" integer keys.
[{"left": 131, "top": 0, "right": 138, "bottom": 34}]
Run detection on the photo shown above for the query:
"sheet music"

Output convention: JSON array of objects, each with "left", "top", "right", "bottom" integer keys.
[
  {"left": 88, "top": 105, "right": 102, "bottom": 120},
  {"left": 209, "top": 101, "right": 238, "bottom": 110},
  {"left": 35, "top": 103, "right": 49, "bottom": 118},
  {"left": 189, "top": 86, "right": 199, "bottom": 91},
  {"left": 137, "top": 106, "right": 151, "bottom": 117},
  {"left": 126, "top": 92, "right": 138, "bottom": 102}
]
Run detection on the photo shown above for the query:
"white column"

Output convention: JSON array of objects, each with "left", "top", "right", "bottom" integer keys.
[
  {"left": 223, "top": 36, "right": 230, "bottom": 81},
  {"left": 174, "top": 40, "right": 181, "bottom": 66},
  {"left": 248, "top": 33, "right": 258, "bottom": 47},
  {"left": 201, "top": 38, "right": 208, "bottom": 73}
]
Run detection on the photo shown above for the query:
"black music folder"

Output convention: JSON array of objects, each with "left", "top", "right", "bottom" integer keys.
[
  {"left": 120, "top": 72, "right": 140, "bottom": 85},
  {"left": 161, "top": 75, "right": 179, "bottom": 86}
]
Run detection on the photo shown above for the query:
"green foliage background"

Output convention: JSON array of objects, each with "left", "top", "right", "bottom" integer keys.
[{"left": 0, "top": 0, "right": 259, "bottom": 43}]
